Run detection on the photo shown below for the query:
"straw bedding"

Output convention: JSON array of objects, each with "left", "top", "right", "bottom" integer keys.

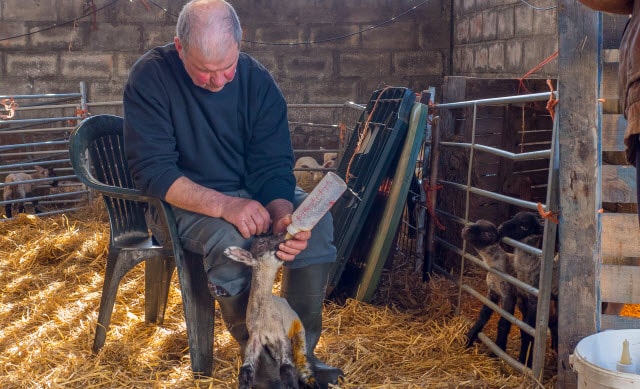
[{"left": 0, "top": 204, "right": 579, "bottom": 388}]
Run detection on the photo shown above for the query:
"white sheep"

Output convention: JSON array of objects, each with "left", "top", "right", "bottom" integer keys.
[
  {"left": 3, "top": 166, "right": 56, "bottom": 218},
  {"left": 224, "top": 233, "right": 317, "bottom": 389},
  {"left": 294, "top": 153, "right": 338, "bottom": 193}
]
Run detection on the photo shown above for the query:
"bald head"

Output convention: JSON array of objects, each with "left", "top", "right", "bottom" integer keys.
[{"left": 176, "top": 0, "right": 242, "bottom": 61}]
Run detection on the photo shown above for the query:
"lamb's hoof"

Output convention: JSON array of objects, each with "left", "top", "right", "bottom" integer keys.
[
  {"left": 279, "top": 363, "right": 298, "bottom": 389},
  {"left": 238, "top": 365, "right": 255, "bottom": 389},
  {"left": 252, "top": 352, "right": 282, "bottom": 389}
]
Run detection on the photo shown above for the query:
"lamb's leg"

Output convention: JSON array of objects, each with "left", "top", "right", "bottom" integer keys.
[
  {"left": 17, "top": 203, "right": 26, "bottom": 214},
  {"left": 239, "top": 336, "right": 262, "bottom": 389},
  {"left": 495, "top": 291, "right": 516, "bottom": 352},
  {"left": 32, "top": 200, "right": 41, "bottom": 214},
  {"left": 518, "top": 295, "right": 536, "bottom": 366},
  {"left": 466, "top": 289, "right": 500, "bottom": 347},
  {"left": 5, "top": 204, "right": 11, "bottom": 218},
  {"left": 549, "top": 298, "right": 559, "bottom": 352}
]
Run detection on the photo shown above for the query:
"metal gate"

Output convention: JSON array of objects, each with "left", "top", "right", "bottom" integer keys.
[
  {"left": 0, "top": 83, "right": 91, "bottom": 219},
  {"left": 428, "top": 91, "right": 560, "bottom": 380}
]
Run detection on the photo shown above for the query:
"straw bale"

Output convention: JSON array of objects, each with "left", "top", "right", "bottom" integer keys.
[{"left": 0, "top": 204, "right": 577, "bottom": 388}]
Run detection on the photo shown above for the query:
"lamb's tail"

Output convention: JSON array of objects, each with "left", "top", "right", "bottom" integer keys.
[{"left": 288, "top": 319, "right": 317, "bottom": 388}]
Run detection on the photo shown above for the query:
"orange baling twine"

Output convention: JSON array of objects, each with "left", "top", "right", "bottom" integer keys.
[
  {"left": 423, "top": 179, "right": 445, "bottom": 230},
  {"left": 545, "top": 78, "right": 558, "bottom": 120},
  {"left": 345, "top": 86, "right": 391, "bottom": 183},
  {"left": 1, "top": 98, "right": 18, "bottom": 120},
  {"left": 537, "top": 202, "right": 559, "bottom": 224},
  {"left": 518, "top": 50, "right": 559, "bottom": 94}
]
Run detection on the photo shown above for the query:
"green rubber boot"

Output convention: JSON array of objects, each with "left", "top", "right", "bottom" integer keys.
[{"left": 280, "top": 262, "right": 344, "bottom": 388}]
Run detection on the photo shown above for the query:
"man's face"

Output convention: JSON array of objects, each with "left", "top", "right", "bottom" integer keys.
[{"left": 175, "top": 37, "right": 239, "bottom": 93}]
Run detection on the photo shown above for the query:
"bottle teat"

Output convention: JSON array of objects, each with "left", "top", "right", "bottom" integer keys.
[{"left": 616, "top": 339, "right": 636, "bottom": 374}]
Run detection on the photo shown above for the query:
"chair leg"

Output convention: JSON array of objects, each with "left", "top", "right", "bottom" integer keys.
[
  {"left": 176, "top": 250, "right": 215, "bottom": 378},
  {"left": 93, "top": 248, "right": 146, "bottom": 353},
  {"left": 144, "top": 255, "right": 176, "bottom": 324}
]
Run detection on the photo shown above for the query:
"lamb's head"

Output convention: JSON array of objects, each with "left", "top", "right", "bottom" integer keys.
[
  {"left": 497, "top": 211, "right": 543, "bottom": 241},
  {"left": 462, "top": 220, "right": 500, "bottom": 249},
  {"left": 224, "top": 232, "right": 286, "bottom": 268},
  {"left": 34, "top": 166, "right": 58, "bottom": 187}
]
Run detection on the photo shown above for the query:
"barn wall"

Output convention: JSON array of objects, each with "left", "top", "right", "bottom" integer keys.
[
  {"left": 452, "top": 0, "right": 558, "bottom": 78},
  {"left": 0, "top": 0, "right": 450, "bottom": 106}
]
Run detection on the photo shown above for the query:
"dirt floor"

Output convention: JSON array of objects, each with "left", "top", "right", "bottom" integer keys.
[{"left": 0, "top": 205, "right": 611, "bottom": 388}]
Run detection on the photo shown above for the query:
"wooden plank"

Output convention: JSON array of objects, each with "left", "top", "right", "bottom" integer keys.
[
  {"left": 602, "top": 114, "right": 627, "bottom": 151},
  {"left": 355, "top": 102, "right": 428, "bottom": 302},
  {"left": 602, "top": 165, "right": 636, "bottom": 204},
  {"left": 602, "top": 62, "right": 620, "bottom": 97},
  {"left": 602, "top": 13, "right": 630, "bottom": 49},
  {"left": 601, "top": 314, "right": 640, "bottom": 330},
  {"left": 601, "top": 265, "right": 640, "bottom": 303},
  {"left": 557, "top": 1, "right": 600, "bottom": 387},
  {"left": 602, "top": 213, "right": 640, "bottom": 258}
]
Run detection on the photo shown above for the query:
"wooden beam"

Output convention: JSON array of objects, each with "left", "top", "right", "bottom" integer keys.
[{"left": 557, "top": 1, "right": 601, "bottom": 387}]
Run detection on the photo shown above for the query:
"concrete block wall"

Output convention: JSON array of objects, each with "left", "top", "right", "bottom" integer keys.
[
  {"left": 452, "top": 0, "right": 558, "bottom": 79},
  {"left": 0, "top": 0, "right": 451, "bottom": 107}
]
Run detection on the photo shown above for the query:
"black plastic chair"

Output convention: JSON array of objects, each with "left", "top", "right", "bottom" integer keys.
[{"left": 68, "top": 114, "right": 215, "bottom": 377}]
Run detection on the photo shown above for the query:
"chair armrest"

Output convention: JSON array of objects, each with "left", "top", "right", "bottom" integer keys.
[{"left": 78, "top": 171, "right": 159, "bottom": 204}]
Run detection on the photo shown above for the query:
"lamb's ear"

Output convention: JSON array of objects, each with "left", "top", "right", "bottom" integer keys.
[{"left": 224, "top": 246, "right": 257, "bottom": 267}]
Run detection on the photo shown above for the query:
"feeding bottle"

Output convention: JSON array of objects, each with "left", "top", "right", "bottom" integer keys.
[{"left": 286, "top": 172, "right": 347, "bottom": 239}]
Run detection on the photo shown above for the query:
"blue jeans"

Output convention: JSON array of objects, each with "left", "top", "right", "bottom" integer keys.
[{"left": 147, "top": 187, "right": 336, "bottom": 296}]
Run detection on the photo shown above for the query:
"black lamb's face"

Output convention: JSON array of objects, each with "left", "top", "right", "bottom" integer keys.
[
  {"left": 462, "top": 220, "right": 499, "bottom": 249},
  {"left": 250, "top": 232, "right": 286, "bottom": 258},
  {"left": 497, "top": 212, "right": 543, "bottom": 241}
]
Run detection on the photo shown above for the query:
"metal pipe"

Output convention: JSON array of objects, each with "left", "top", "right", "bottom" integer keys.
[
  {"left": 437, "top": 141, "right": 551, "bottom": 160},
  {"left": 435, "top": 91, "right": 556, "bottom": 109}
]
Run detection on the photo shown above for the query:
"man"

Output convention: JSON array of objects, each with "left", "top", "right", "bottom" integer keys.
[
  {"left": 122, "top": 0, "right": 343, "bottom": 387},
  {"left": 578, "top": 1, "right": 638, "bottom": 315}
]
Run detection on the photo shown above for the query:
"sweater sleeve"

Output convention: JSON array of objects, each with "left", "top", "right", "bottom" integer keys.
[
  {"left": 244, "top": 71, "right": 296, "bottom": 206},
  {"left": 123, "top": 57, "right": 184, "bottom": 199}
]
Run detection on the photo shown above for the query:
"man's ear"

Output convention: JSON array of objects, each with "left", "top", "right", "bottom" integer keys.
[{"left": 224, "top": 246, "right": 256, "bottom": 267}]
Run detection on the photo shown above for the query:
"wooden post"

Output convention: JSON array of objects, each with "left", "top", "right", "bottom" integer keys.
[{"left": 556, "top": 1, "right": 601, "bottom": 387}]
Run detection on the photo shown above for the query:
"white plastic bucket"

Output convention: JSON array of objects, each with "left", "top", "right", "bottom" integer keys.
[{"left": 570, "top": 329, "right": 640, "bottom": 388}]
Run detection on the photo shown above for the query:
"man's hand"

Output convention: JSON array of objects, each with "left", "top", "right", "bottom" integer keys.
[
  {"left": 276, "top": 215, "right": 311, "bottom": 261},
  {"left": 220, "top": 196, "right": 271, "bottom": 238}
]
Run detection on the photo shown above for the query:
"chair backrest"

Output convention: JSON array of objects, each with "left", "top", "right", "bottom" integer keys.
[{"left": 69, "top": 114, "right": 150, "bottom": 245}]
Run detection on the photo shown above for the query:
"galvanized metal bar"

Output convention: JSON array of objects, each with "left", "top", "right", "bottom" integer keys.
[
  {"left": 14, "top": 103, "right": 79, "bottom": 111},
  {"left": 437, "top": 141, "right": 551, "bottom": 160},
  {"left": 439, "top": 180, "right": 541, "bottom": 210},
  {"left": 0, "top": 140, "right": 68, "bottom": 151},
  {"left": 0, "top": 127, "right": 76, "bottom": 135},
  {"left": 294, "top": 148, "right": 341, "bottom": 153},
  {"left": 530, "top": 103, "right": 560, "bottom": 380},
  {"left": 0, "top": 159, "right": 69, "bottom": 171},
  {"left": 289, "top": 122, "right": 339, "bottom": 128},
  {"left": 1, "top": 150, "right": 68, "bottom": 158},
  {"left": 435, "top": 91, "right": 556, "bottom": 109},
  {"left": 0, "top": 175, "right": 58, "bottom": 189},
  {"left": 0, "top": 93, "right": 82, "bottom": 100},
  {"left": 0, "top": 116, "right": 80, "bottom": 125}
]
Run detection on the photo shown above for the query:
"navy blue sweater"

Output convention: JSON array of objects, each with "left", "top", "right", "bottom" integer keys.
[{"left": 123, "top": 43, "right": 295, "bottom": 206}]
